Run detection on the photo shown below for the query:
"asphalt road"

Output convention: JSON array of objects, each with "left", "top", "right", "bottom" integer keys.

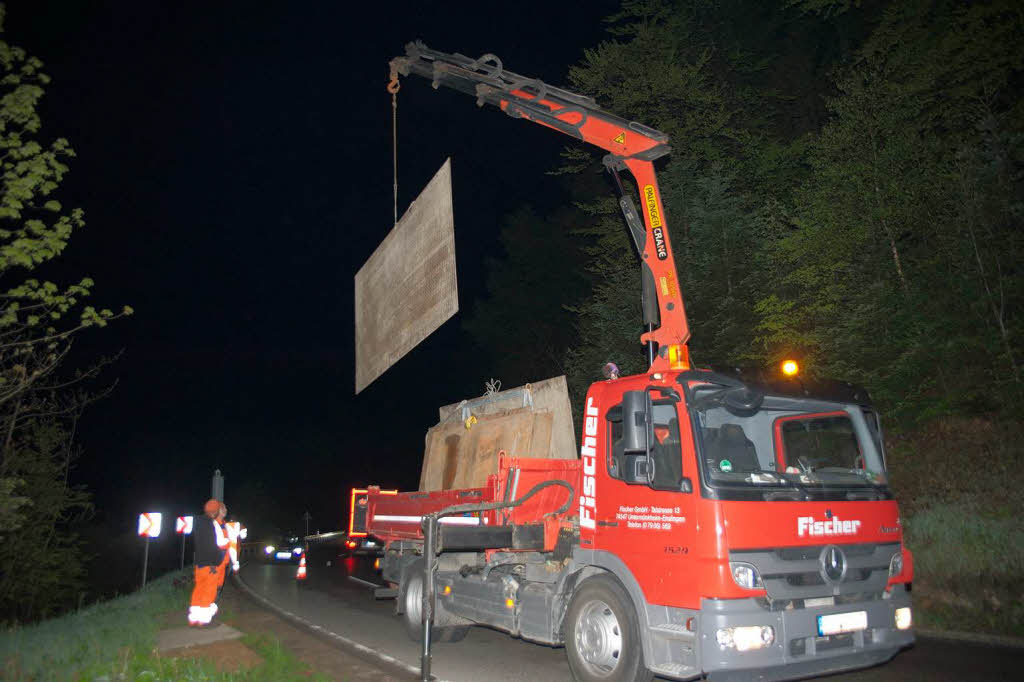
[{"left": 238, "top": 553, "right": 1021, "bottom": 681}]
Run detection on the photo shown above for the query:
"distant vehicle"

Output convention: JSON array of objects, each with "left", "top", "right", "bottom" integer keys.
[
  {"left": 340, "top": 533, "right": 383, "bottom": 557},
  {"left": 344, "top": 488, "right": 395, "bottom": 558},
  {"left": 260, "top": 534, "right": 304, "bottom": 564}
]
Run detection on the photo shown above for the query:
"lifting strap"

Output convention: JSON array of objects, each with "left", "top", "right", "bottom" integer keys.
[{"left": 387, "top": 72, "right": 401, "bottom": 226}]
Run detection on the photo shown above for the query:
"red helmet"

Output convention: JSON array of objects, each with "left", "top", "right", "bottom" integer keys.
[{"left": 203, "top": 498, "right": 221, "bottom": 516}]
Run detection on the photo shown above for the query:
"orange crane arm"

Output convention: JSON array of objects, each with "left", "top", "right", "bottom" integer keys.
[{"left": 390, "top": 41, "right": 690, "bottom": 371}]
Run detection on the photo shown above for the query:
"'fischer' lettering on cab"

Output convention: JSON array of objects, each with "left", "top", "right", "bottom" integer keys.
[{"left": 579, "top": 396, "right": 599, "bottom": 530}]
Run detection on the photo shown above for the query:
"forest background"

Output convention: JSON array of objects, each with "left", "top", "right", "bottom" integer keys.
[{"left": 0, "top": 0, "right": 1021, "bottom": 634}]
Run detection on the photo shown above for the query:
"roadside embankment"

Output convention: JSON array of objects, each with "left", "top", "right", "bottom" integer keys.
[
  {"left": 0, "top": 569, "right": 387, "bottom": 681},
  {"left": 889, "top": 416, "right": 1024, "bottom": 637}
]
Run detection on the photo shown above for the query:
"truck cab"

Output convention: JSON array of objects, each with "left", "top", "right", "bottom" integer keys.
[{"left": 574, "top": 367, "right": 913, "bottom": 679}]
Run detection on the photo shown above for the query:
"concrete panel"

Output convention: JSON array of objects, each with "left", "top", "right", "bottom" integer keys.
[
  {"left": 418, "top": 376, "right": 578, "bottom": 491},
  {"left": 438, "top": 376, "right": 577, "bottom": 459},
  {"left": 354, "top": 159, "right": 457, "bottom": 394},
  {"left": 419, "top": 409, "right": 555, "bottom": 491}
]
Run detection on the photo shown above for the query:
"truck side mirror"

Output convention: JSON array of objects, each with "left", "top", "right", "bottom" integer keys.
[{"left": 622, "top": 390, "right": 653, "bottom": 453}]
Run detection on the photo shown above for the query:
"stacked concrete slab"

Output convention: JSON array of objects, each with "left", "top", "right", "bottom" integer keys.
[{"left": 419, "top": 376, "right": 577, "bottom": 491}]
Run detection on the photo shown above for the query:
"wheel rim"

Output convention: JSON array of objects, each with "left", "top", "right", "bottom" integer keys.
[
  {"left": 405, "top": 575, "right": 422, "bottom": 624},
  {"left": 574, "top": 598, "right": 622, "bottom": 675}
]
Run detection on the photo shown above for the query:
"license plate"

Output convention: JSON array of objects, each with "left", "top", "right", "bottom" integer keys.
[
  {"left": 275, "top": 551, "right": 292, "bottom": 560},
  {"left": 805, "top": 596, "right": 835, "bottom": 608},
  {"left": 817, "top": 610, "right": 867, "bottom": 636}
]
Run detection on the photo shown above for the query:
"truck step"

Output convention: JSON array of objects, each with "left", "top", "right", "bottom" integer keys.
[
  {"left": 650, "top": 662, "right": 698, "bottom": 678},
  {"left": 650, "top": 623, "right": 696, "bottom": 640},
  {"left": 373, "top": 587, "right": 398, "bottom": 599}
]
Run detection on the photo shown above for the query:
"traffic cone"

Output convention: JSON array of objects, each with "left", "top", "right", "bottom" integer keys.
[{"left": 296, "top": 552, "right": 307, "bottom": 580}]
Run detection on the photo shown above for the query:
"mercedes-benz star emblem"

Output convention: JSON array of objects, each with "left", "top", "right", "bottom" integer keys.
[{"left": 820, "top": 545, "right": 847, "bottom": 584}]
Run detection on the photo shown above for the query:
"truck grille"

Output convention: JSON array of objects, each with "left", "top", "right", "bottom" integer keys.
[{"left": 731, "top": 543, "right": 898, "bottom": 602}]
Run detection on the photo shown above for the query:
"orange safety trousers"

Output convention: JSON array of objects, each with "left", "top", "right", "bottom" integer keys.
[
  {"left": 188, "top": 565, "right": 220, "bottom": 625},
  {"left": 216, "top": 552, "right": 229, "bottom": 587},
  {"left": 217, "top": 536, "right": 240, "bottom": 586}
]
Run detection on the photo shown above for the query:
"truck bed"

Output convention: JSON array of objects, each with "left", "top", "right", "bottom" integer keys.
[{"left": 355, "top": 454, "right": 581, "bottom": 553}]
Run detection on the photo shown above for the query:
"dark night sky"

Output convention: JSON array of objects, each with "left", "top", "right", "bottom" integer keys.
[{"left": 7, "top": 2, "right": 619, "bottom": 535}]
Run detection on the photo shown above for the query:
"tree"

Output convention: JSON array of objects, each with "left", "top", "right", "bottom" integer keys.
[
  {"left": 561, "top": 0, "right": 738, "bottom": 383},
  {"left": 0, "top": 5, "right": 131, "bottom": 622},
  {"left": 0, "top": 415, "right": 91, "bottom": 622},
  {"left": 751, "top": 0, "right": 1023, "bottom": 416},
  {"left": 463, "top": 205, "right": 589, "bottom": 387}
]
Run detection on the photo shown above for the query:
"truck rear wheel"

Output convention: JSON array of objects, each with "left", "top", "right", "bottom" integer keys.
[
  {"left": 401, "top": 562, "right": 469, "bottom": 643},
  {"left": 565, "top": 575, "right": 652, "bottom": 682}
]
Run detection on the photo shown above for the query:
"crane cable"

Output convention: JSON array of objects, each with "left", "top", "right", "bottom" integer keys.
[{"left": 387, "top": 72, "right": 401, "bottom": 227}]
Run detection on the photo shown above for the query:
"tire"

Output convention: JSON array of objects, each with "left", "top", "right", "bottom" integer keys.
[
  {"left": 564, "top": 575, "right": 652, "bottom": 682},
  {"left": 401, "top": 562, "right": 469, "bottom": 643}
]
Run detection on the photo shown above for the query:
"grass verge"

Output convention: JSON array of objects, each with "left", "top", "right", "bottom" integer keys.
[
  {"left": 888, "top": 416, "right": 1024, "bottom": 637},
  {"left": 0, "top": 570, "right": 329, "bottom": 681},
  {"left": 904, "top": 503, "right": 1024, "bottom": 637}
]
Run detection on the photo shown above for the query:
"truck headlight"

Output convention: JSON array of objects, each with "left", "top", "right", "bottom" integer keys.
[
  {"left": 716, "top": 625, "right": 775, "bottom": 651},
  {"left": 264, "top": 545, "right": 275, "bottom": 555},
  {"left": 729, "top": 562, "right": 763, "bottom": 590},
  {"left": 293, "top": 547, "right": 303, "bottom": 555},
  {"left": 889, "top": 551, "right": 903, "bottom": 577},
  {"left": 895, "top": 607, "right": 912, "bottom": 630}
]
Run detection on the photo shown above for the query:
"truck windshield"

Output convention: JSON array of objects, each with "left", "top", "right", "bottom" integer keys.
[{"left": 691, "top": 388, "right": 889, "bottom": 497}]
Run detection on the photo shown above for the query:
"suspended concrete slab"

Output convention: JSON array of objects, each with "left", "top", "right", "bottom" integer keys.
[{"left": 354, "top": 158, "right": 458, "bottom": 394}]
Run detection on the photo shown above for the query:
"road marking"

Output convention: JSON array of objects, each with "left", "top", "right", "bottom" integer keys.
[
  {"left": 233, "top": 571, "right": 455, "bottom": 681},
  {"left": 347, "top": 575, "right": 380, "bottom": 588}
]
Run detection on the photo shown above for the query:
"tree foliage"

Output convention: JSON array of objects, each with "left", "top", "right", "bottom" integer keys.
[
  {"left": 0, "top": 417, "right": 91, "bottom": 622},
  {"left": 465, "top": 0, "right": 1021, "bottom": 423},
  {"left": 462, "top": 205, "right": 588, "bottom": 387},
  {"left": 0, "top": 6, "right": 130, "bottom": 622},
  {"left": 754, "top": 0, "right": 1023, "bottom": 415}
]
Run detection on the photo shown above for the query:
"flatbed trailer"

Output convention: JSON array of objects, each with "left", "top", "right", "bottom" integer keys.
[{"left": 362, "top": 455, "right": 579, "bottom": 551}]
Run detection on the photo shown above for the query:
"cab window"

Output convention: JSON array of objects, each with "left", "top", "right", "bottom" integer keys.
[
  {"left": 607, "top": 401, "right": 683, "bottom": 489},
  {"left": 776, "top": 413, "right": 863, "bottom": 472}
]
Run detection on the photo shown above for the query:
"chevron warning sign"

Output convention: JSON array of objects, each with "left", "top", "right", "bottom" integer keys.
[
  {"left": 175, "top": 515, "right": 194, "bottom": 535},
  {"left": 137, "top": 512, "right": 162, "bottom": 538}
]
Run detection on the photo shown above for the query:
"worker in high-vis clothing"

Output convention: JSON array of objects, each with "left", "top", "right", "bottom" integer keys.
[
  {"left": 188, "top": 498, "right": 229, "bottom": 626},
  {"left": 215, "top": 508, "right": 241, "bottom": 601}
]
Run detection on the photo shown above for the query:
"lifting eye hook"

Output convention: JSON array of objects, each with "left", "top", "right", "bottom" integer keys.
[{"left": 387, "top": 74, "right": 401, "bottom": 95}]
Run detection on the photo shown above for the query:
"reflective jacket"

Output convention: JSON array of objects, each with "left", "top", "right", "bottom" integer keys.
[{"left": 194, "top": 516, "right": 228, "bottom": 567}]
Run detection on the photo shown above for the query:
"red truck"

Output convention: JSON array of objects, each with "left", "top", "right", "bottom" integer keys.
[{"left": 353, "top": 42, "right": 914, "bottom": 682}]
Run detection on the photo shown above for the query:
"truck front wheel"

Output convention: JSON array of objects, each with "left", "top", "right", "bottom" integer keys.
[
  {"left": 401, "top": 562, "right": 469, "bottom": 643},
  {"left": 565, "top": 575, "right": 652, "bottom": 682}
]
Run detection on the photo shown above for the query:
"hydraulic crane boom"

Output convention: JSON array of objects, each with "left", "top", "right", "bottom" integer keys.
[{"left": 390, "top": 41, "right": 691, "bottom": 371}]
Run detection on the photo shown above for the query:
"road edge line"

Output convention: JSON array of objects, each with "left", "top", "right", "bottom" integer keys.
[{"left": 232, "top": 572, "right": 454, "bottom": 681}]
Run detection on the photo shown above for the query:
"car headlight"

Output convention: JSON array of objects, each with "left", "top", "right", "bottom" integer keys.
[
  {"left": 895, "top": 607, "right": 912, "bottom": 630},
  {"left": 293, "top": 547, "right": 302, "bottom": 555},
  {"left": 889, "top": 551, "right": 904, "bottom": 577},
  {"left": 729, "top": 562, "right": 763, "bottom": 589},
  {"left": 716, "top": 626, "right": 775, "bottom": 651},
  {"left": 264, "top": 545, "right": 275, "bottom": 555}
]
